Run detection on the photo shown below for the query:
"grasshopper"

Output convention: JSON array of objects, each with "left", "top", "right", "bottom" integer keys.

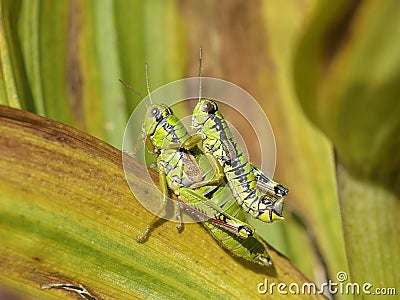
[
  {"left": 132, "top": 68, "right": 272, "bottom": 266},
  {"left": 191, "top": 50, "right": 288, "bottom": 223},
  {"left": 192, "top": 98, "right": 288, "bottom": 223},
  {"left": 138, "top": 103, "right": 254, "bottom": 238}
]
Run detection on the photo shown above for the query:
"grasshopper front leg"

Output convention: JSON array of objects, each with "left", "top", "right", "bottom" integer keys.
[
  {"left": 157, "top": 134, "right": 203, "bottom": 151},
  {"left": 174, "top": 201, "right": 184, "bottom": 232},
  {"left": 159, "top": 134, "right": 225, "bottom": 188},
  {"left": 188, "top": 152, "right": 225, "bottom": 188},
  {"left": 184, "top": 135, "right": 224, "bottom": 188},
  {"left": 167, "top": 134, "right": 225, "bottom": 185},
  {"left": 136, "top": 171, "right": 170, "bottom": 242}
]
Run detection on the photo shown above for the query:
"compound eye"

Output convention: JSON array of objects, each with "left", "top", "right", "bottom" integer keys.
[
  {"left": 200, "top": 100, "right": 217, "bottom": 114},
  {"left": 149, "top": 106, "right": 159, "bottom": 117},
  {"left": 148, "top": 106, "right": 163, "bottom": 121}
]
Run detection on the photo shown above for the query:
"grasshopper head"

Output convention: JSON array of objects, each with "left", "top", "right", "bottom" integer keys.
[
  {"left": 192, "top": 98, "right": 225, "bottom": 140},
  {"left": 143, "top": 104, "right": 172, "bottom": 135},
  {"left": 143, "top": 104, "right": 189, "bottom": 152},
  {"left": 142, "top": 105, "right": 174, "bottom": 151}
]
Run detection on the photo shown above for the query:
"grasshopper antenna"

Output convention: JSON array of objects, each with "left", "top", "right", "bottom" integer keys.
[
  {"left": 145, "top": 63, "right": 154, "bottom": 105},
  {"left": 198, "top": 46, "right": 203, "bottom": 102},
  {"left": 118, "top": 79, "right": 144, "bottom": 99},
  {"left": 118, "top": 79, "right": 145, "bottom": 157}
]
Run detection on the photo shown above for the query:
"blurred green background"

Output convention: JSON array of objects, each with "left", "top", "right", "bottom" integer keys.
[{"left": 1, "top": 0, "right": 399, "bottom": 299}]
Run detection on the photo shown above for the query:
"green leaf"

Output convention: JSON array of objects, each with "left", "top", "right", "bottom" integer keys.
[
  {"left": 294, "top": 0, "right": 400, "bottom": 295},
  {"left": 0, "top": 106, "right": 327, "bottom": 299},
  {"left": 259, "top": 1, "right": 349, "bottom": 289}
]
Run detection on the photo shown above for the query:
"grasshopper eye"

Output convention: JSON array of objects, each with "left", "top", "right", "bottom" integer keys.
[
  {"left": 149, "top": 106, "right": 173, "bottom": 122},
  {"left": 149, "top": 106, "right": 163, "bottom": 121},
  {"left": 149, "top": 106, "right": 159, "bottom": 117},
  {"left": 200, "top": 100, "right": 217, "bottom": 114}
]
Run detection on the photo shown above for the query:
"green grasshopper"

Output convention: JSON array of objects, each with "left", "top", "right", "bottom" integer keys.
[
  {"left": 132, "top": 69, "right": 272, "bottom": 266},
  {"left": 192, "top": 98, "right": 288, "bottom": 223},
  {"left": 191, "top": 50, "right": 288, "bottom": 223},
  {"left": 138, "top": 103, "right": 253, "bottom": 237}
]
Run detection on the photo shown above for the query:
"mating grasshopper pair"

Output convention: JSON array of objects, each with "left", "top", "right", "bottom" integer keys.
[{"left": 131, "top": 60, "right": 288, "bottom": 266}]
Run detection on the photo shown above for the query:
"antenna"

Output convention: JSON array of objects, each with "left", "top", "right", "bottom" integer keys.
[
  {"left": 118, "top": 79, "right": 144, "bottom": 99},
  {"left": 145, "top": 63, "right": 154, "bottom": 104},
  {"left": 198, "top": 46, "right": 203, "bottom": 102}
]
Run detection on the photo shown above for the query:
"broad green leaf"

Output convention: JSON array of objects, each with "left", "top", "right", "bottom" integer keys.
[
  {"left": 294, "top": 0, "right": 400, "bottom": 296},
  {"left": 3, "top": 1, "right": 379, "bottom": 298},
  {"left": 261, "top": 2, "right": 349, "bottom": 291},
  {"left": 0, "top": 105, "right": 326, "bottom": 299},
  {"left": 2, "top": 0, "right": 186, "bottom": 149}
]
